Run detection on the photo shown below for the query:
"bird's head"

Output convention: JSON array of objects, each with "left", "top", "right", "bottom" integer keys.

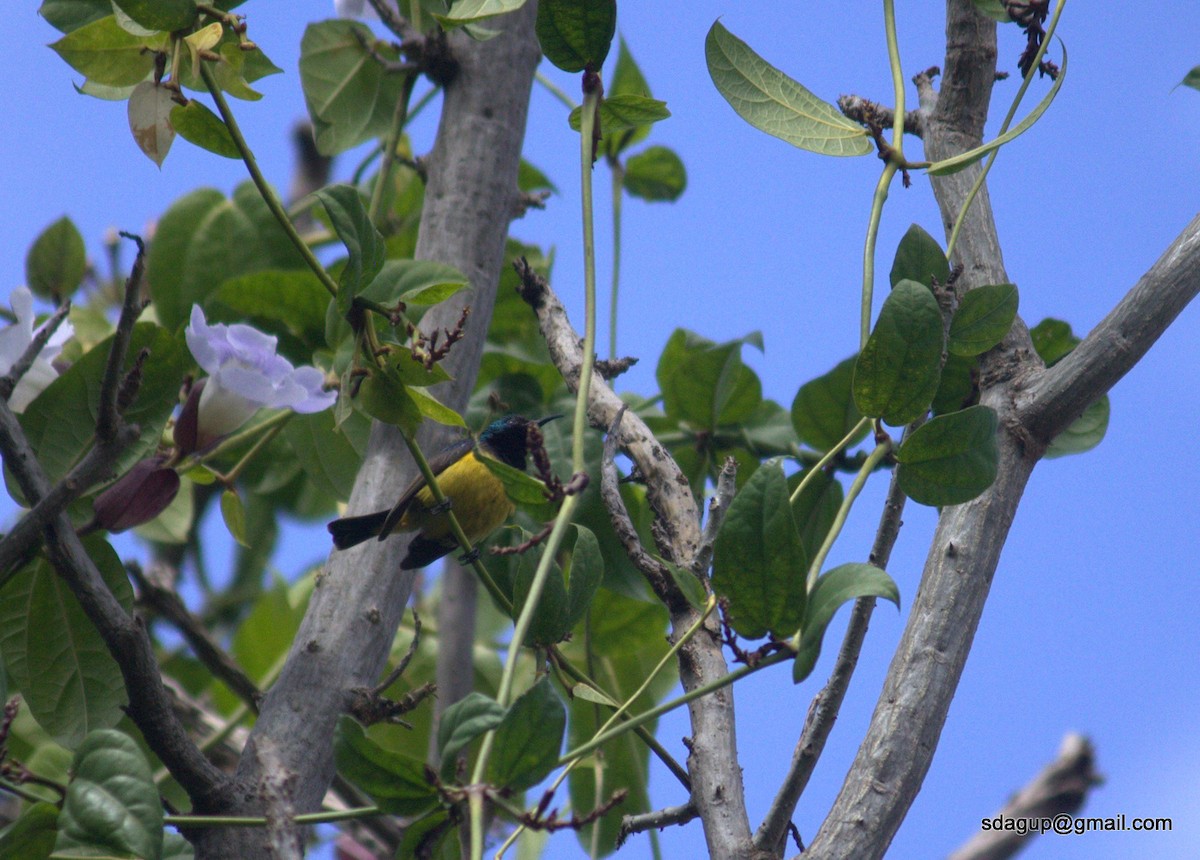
[{"left": 480, "top": 414, "right": 561, "bottom": 469}]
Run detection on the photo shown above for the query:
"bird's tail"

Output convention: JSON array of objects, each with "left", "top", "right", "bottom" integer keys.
[{"left": 328, "top": 510, "right": 390, "bottom": 550}]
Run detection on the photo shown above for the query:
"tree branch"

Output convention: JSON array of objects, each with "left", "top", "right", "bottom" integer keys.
[
  {"left": 517, "top": 269, "right": 769, "bottom": 859},
  {"left": 947, "top": 734, "right": 1101, "bottom": 860},
  {"left": 755, "top": 467, "right": 907, "bottom": 854},
  {"left": 192, "top": 7, "right": 541, "bottom": 856}
]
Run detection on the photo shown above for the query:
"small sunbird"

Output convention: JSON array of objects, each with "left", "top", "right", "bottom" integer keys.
[{"left": 327, "top": 414, "right": 561, "bottom": 570}]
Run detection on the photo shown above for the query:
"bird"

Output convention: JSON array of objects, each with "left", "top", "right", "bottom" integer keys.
[{"left": 327, "top": 414, "right": 561, "bottom": 570}]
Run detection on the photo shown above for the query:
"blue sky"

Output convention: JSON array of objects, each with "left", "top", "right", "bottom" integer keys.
[{"left": 5, "top": 3, "right": 1200, "bottom": 858}]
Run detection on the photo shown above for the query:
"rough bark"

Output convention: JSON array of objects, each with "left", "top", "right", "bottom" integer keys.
[{"left": 191, "top": 6, "right": 540, "bottom": 857}]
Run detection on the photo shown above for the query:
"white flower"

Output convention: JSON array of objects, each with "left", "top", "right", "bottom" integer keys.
[
  {"left": 0, "top": 287, "right": 74, "bottom": 412},
  {"left": 184, "top": 306, "right": 333, "bottom": 444},
  {"left": 335, "top": 0, "right": 378, "bottom": 19}
]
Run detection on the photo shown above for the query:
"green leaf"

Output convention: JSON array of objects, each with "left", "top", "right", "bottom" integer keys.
[
  {"left": 568, "top": 93, "right": 671, "bottom": 136},
  {"left": 220, "top": 489, "right": 249, "bottom": 547},
  {"left": 793, "top": 563, "right": 899, "bottom": 683},
  {"left": 570, "top": 683, "right": 618, "bottom": 708},
  {"left": 931, "top": 352, "right": 978, "bottom": 415},
  {"left": 0, "top": 802, "right": 59, "bottom": 858},
  {"left": 487, "top": 677, "right": 566, "bottom": 791},
  {"left": 437, "top": 693, "right": 507, "bottom": 780},
  {"left": 518, "top": 159, "right": 558, "bottom": 194},
  {"left": 161, "top": 831, "right": 195, "bottom": 860},
  {"left": 1045, "top": 395, "right": 1109, "bottom": 459},
  {"left": 334, "top": 717, "right": 438, "bottom": 815},
  {"left": 53, "top": 730, "right": 161, "bottom": 860},
  {"left": 148, "top": 183, "right": 305, "bottom": 332},
  {"left": 513, "top": 545, "right": 570, "bottom": 647},
  {"left": 711, "top": 461, "right": 809, "bottom": 639},
  {"left": 0, "top": 538, "right": 131, "bottom": 749},
  {"left": 478, "top": 453, "right": 548, "bottom": 505},
  {"left": 788, "top": 467, "right": 844, "bottom": 563},
  {"left": 889, "top": 223, "right": 950, "bottom": 289},
  {"left": 1028, "top": 317, "right": 1077, "bottom": 366},
  {"left": 657, "top": 329, "right": 763, "bottom": 430},
  {"left": 358, "top": 260, "right": 469, "bottom": 308},
  {"left": 127, "top": 80, "right": 176, "bottom": 167},
  {"left": 969, "top": 0, "right": 1012, "bottom": 22},
  {"left": 948, "top": 283, "right": 1019, "bottom": 356},
  {"left": 396, "top": 811, "right": 459, "bottom": 860},
  {"left": 357, "top": 372, "right": 422, "bottom": 435},
  {"left": 705, "top": 21, "right": 872, "bottom": 157},
  {"left": 895, "top": 405, "right": 999, "bottom": 506},
  {"left": 209, "top": 269, "right": 331, "bottom": 353},
  {"left": 16, "top": 323, "right": 186, "bottom": 491},
  {"left": 25, "top": 216, "right": 87, "bottom": 300},
  {"left": 49, "top": 15, "right": 165, "bottom": 87},
  {"left": 854, "top": 279, "right": 945, "bottom": 426},
  {"left": 1182, "top": 65, "right": 1200, "bottom": 92},
  {"left": 536, "top": 0, "right": 616, "bottom": 73},
  {"left": 283, "top": 408, "right": 369, "bottom": 502},
  {"left": 299, "top": 20, "right": 413, "bottom": 155},
  {"left": 111, "top": 0, "right": 196, "bottom": 32},
  {"left": 435, "top": 0, "right": 525, "bottom": 28},
  {"left": 661, "top": 558, "right": 708, "bottom": 611},
  {"left": 39, "top": 0, "right": 112, "bottom": 34},
  {"left": 926, "top": 41, "right": 1068, "bottom": 176},
  {"left": 311, "top": 184, "right": 385, "bottom": 314},
  {"left": 170, "top": 99, "right": 239, "bottom": 158},
  {"left": 602, "top": 35, "right": 653, "bottom": 157},
  {"left": 623, "top": 145, "right": 687, "bottom": 202},
  {"left": 791, "top": 355, "right": 868, "bottom": 452},
  {"left": 565, "top": 525, "right": 603, "bottom": 628},
  {"left": 409, "top": 386, "right": 468, "bottom": 429}
]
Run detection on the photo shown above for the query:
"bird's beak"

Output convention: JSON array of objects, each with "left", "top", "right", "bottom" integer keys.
[{"left": 537, "top": 414, "right": 563, "bottom": 426}]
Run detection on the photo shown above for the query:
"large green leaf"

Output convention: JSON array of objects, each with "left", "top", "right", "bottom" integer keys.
[
  {"left": 788, "top": 466, "right": 844, "bottom": 563},
  {"left": 54, "top": 729, "right": 161, "bottom": 860},
  {"left": 310, "top": 184, "right": 386, "bottom": 315},
  {"left": 623, "top": 145, "right": 687, "bottom": 202},
  {"left": 39, "top": 0, "right": 112, "bottom": 34},
  {"left": 793, "top": 563, "right": 899, "bottom": 683},
  {"left": 853, "top": 279, "right": 945, "bottom": 426},
  {"left": 0, "top": 802, "right": 59, "bottom": 858},
  {"left": 16, "top": 323, "right": 187, "bottom": 492},
  {"left": 208, "top": 269, "right": 331, "bottom": 356},
  {"left": 334, "top": 717, "right": 439, "bottom": 815},
  {"left": 434, "top": 0, "right": 528, "bottom": 29},
  {"left": 536, "top": 0, "right": 616, "bottom": 73},
  {"left": 926, "top": 41, "right": 1068, "bottom": 176},
  {"left": 948, "top": 283, "right": 1019, "bottom": 356},
  {"left": 705, "top": 21, "right": 871, "bottom": 156},
  {"left": 25, "top": 216, "right": 87, "bottom": 300},
  {"left": 791, "top": 355, "right": 867, "bottom": 452},
  {"left": 170, "top": 100, "right": 240, "bottom": 159},
  {"left": 111, "top": 0, "right": 196, "bottom": 32},
  {"left": 895, "top": 405, "right": 999, "bottom": 506},
  {"left": 711, "top": 461, "right": 809, "bottom": 639},
  {"left": 889, "top": 223, "right": 950, "bottom": 289},
  {"left": 567, "top": 93, "right": 671, "bottom": 136},
  {"left": 565, "top": 525, "right": 603, "bottom": 629},
  {"left": 1045, "top": 395, "right": 1109, "bottom": 459},
  {"left": 358, "top": 259, "right": 469, "bottom": 308},
  {"left": 282, "top": 408, "right": 369, "bottom": 502},
  {"left": 513, "top": 545, "right": 570, "bottom": 647},
  {"left": 299, "top": 20, "right": 412, "bottom": 155},
  {"left": 48, "top": 15, "right": 166, "bottom": 87},
  {"left": 437, "top": 692, "right": 507, "bottom": 781},
  {"left": 487, "top": 676, "right": 565, "bottom": 791},
  {"left": 657, "top": 329, "right": 763, "bottom": 430}
]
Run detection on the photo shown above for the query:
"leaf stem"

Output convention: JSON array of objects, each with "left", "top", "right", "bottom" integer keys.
[
  {"left": 806, "top": 440, "right": 892, "bottom": 590},
  {"left": 789, "top": 416, "right": 872, "bottom": 505},
  {"left": 367, "top": 73, "right": 418, "bottom": 224},
  {"left": 198, "top": 63, "right": 339, "bottom": 299}
]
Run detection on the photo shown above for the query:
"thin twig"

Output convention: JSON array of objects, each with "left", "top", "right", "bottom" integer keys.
[
  {"left": 617, "top": 801, "right": 698, "bottom": 847},
  {"left": 97, "top": 233, "right": 148, "bottom": 442},
  {"left": 129, "top": 561, "right": 263, "bottom": 712}
]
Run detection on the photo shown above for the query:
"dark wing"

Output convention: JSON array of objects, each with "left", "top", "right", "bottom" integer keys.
[{"left": 377, "top": 437, "right": 475, "bottom": 539}]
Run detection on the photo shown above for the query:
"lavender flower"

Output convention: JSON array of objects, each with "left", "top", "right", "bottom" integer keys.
[{"left": 181, "top": 306, "right": 333, "bottom": 451}]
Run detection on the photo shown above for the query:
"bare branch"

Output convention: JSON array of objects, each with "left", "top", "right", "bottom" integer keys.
[
  {"left": 617, "top": 802, "right": 698, "bottom": 847},
  {"left": 1020, "top": 215, "right": 1200, "bottom": 445},
  {"left": 97, "top": 233, "right": 149, "bottom": 442},
  {"left": 948, "top": 734, "right": 1102, "bottom": 860}
]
